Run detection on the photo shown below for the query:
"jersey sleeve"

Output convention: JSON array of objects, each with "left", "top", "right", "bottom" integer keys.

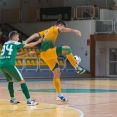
[
  {"left": 53, "top": 26, "right": 60, "bottom": 34},
  {"left": 14, "top": 42, "right": 25, "bottom": 49},
  {"left": 38, "top": 29, "right": 48, "bottom": 38}
]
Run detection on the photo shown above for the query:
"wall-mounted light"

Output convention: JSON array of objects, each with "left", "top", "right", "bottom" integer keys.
[{"left": 85, "top": 51, "right": 88, "bottom": 56}]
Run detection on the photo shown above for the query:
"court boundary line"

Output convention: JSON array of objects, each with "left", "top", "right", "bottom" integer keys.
[
  {"left": 38, "top": 102, "right": 84, "bottom": 117},
  {"left": 0, "top": 98, "right": 84, "bottom": 117}
]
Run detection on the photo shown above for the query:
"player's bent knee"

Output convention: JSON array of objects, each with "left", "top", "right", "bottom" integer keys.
[
  {"left": 53, "top": 68, "right": 61, "bottom": 78},
  {"left": 9, "top": 79, "right": 14, "bottom": 82},
  {"left": 67, "top": 48, "right": 72, "bottom": 54},
  {"left": 56, "top": 70, "right": 61, "bottom": 77},
  {"left": 19, "top": 80, "right": 25, "bottom": 84},
  {"left": 54, "top": 71, "right": 61, "bottom": 77},
  {"left": 54, "top": 74, "right": 61, "bottom": 78},
  {"left": 62, "top": 46, "right": 72, "bottom": 54},
  {"left": 65, "top": 48, "right": 72, "bottom": 54}
]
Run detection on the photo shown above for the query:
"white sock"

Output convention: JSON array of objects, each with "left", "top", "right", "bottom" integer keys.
[
  {"left": 75, "top": 64, "right": 79, "bottom": 69},
  {"left": 11, "top": 97, "right": 15, "bottom": 100},
  {"left": 27, "top": 98, "right": 31, "bottom": 101},
  {"left": 57, "top": 93, "right": 63, "bottom": 97}
]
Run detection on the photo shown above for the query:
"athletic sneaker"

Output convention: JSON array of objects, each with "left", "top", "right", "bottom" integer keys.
[
  {"left": 27, "top": 100, "right": 38, "bottom": 106},
  {"left": 56, "top": 95, "right": 68, "bottom": 102},
  {"left": 75, "top": 65, "right": 86, "bottom": 74},
  {"left": 10, "top": 99, "right": 20, "bottom": 104}
]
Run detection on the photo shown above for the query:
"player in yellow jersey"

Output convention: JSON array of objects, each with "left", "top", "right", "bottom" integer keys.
[{"left": 25, "top": 19, "right": 86, "bottom": 101}]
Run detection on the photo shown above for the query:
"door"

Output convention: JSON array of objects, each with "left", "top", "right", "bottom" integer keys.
[
  {"left": 98, "top": 48, "right": 106, "bottom": 77},
  {"left": 109, "top": 48, "right": 117, "bottom": 76}
]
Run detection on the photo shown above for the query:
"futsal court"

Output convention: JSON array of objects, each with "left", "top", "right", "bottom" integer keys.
[
  {"left": 0, "top": 78, "right": 117, "bottom": 117},
  {"left": 1, "top": 0, "right": 117, "bottom": 117}
]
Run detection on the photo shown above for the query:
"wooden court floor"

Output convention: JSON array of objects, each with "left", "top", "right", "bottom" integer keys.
[{"left": 0, "top": 78, "right": 117, "bottom": 117}]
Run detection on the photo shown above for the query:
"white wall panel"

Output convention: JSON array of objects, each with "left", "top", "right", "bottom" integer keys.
[{"left": 10, "top": 20, "right": 96, "bottom": 71}]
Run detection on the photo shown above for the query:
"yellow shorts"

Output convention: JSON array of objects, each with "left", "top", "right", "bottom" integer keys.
[{"left": 40, "top": 47, "right": 59, "bottom": 71}]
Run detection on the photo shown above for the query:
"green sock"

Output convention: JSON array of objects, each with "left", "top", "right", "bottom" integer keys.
[
  {"left": 21, "top": 83, "right": 30, "bottom": 99},
  {"left": 8, "top": 82, "right": 14, "bottom": 98}
]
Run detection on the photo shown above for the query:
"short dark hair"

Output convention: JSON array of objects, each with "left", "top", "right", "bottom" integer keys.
[
  {"left": 9, "top": 31, "right": 19, "bottom": 40},
  {"left": 55, "top": 19, "right": 66, "bottom": 27}
]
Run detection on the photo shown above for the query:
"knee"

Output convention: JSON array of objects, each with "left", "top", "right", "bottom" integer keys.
[
  {"left": 19, "top": 80, "right": 25, "bottom": 84},
  {"left": 9, "top": 79, "right": 14, "bottom": 82},
  {"left": 55, "top": 71, "right": 61, "bottom": 78},
  {"left": 62, "top": 46, "right": 71, "bottom": 54},
  {"left": 57, "top": 69, "right": 61, "bottom": 76},
  {"left": 53, "top": 68, "right": 61, "bottom": 78}
]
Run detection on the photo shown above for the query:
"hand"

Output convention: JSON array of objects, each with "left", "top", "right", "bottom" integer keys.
[
  {"left": 22, "top": 40, "right": 27, "bottom": 44},
  {"left": 28, "top": 51, "right": 36, "bottom": 55},
  {"left": 74, "top": 30, "right": 81, "bottom": 36},
  {"left": 37, "top": 37, "right": 43, "bottom": 43}
]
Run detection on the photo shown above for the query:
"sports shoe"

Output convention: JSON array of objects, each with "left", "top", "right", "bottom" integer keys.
[
  {"left": 75, "top": 65, "right": 86, "bottom": 74},
  {"left": 10, "top": 99, "right": 20, "bottom": 104},
  {"left": 27, "top": 100, "right": 38, "bottom": 106},
  {"left": 56, "top": 95, "right": 68, "bottom": 102}
]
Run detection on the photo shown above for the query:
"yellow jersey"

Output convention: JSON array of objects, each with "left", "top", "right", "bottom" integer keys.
[{"left": 38, "top": 26, "right": 59, "bottom": 52}]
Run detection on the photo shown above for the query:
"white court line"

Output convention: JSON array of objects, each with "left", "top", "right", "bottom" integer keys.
[
  {"left": 42, "top": 102, "right": 84, "bottom": 117},
  {"left": 69, "top": 107, "right": 84, "bottom": 117},
  {"left": 0, "top": 98, "right": 84, "bottom": 117}
]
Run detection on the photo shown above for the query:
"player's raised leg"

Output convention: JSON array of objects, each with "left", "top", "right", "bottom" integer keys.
[{"left": 58, "top": 46, "right": 86, "bottom": 74}]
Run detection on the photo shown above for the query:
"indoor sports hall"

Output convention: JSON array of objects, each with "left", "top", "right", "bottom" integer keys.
[{"left": 0, "top": 0, "right": 117, "bottom": 117}]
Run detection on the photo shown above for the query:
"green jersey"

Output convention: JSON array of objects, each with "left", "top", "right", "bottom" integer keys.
[{"left": 0, "top": 40, "right": 25, "bottom": 66}]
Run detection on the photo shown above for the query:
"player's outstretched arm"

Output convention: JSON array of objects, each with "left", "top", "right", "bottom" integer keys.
[
  {"left": 25, "top": 33, "right": 40, "bottom": 44},
  {"left": 24, "top": 38, "right": 42, "bottom": 48},
  {"left": 17, "top": 51, "right": 36, "bottom": 56},
  {"left": 59, "top": 28, "right": 81, "bottom": 36}
]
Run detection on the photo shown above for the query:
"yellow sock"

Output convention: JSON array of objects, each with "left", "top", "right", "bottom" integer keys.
[
  {"left": 66, "top": 53, "right": 77, "bottom": 67},
  {"left": 53, "top": 78, "right": 61, "bottom": 93}
]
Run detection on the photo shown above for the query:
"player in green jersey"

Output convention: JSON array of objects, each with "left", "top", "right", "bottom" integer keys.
[{"left": 0, "top": 31, "right": 42, "bottom": 105}]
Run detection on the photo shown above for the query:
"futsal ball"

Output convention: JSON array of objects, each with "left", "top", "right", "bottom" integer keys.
[{"left": 74, "top": 55, "right": 81, "bottom": 63}]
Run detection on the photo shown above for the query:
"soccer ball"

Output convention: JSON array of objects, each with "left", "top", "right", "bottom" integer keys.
[{"left": 74, "top": 55, "right": 81, "bottom": 63}]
